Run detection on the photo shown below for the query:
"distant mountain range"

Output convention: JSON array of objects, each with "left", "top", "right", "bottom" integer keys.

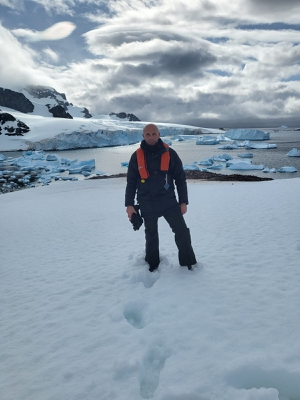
[{"left": 0, "top": 85, "right": 140, "bottom": 136}]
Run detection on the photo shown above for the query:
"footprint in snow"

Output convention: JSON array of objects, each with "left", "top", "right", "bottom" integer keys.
[
  {"left": 139, "top": 342, "right": 171, "bottom": 399},
  {"left": 123, "top": 301, "right": 147, "bottom": 329}
]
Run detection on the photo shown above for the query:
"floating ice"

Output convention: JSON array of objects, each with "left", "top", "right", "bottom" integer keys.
[
  {"left": 227, "top": 162, "right": 264, "bottom": 170},
  {"left": 287, "top": 148, "right": 300, "bottom": 157},
  {"left": 277, "top": 166, "right": 297, "bottom": 173},
  {"left": 198, "top": 158, "right": 214, "bottom": 166},
  {"left": 238, "top": 153, "right": 253, "bottom": 158},
  {"left": 46, "top": 154, "right": 59, "bottom": 161},
  {"left": 225, "top": 129, "right": 270, "bottom": 140},
  {"left": 0, "top": 151, "right": 96, "bottom": 192},
  {"left": 218, "top": 143, "right": 239, "bottom": 150},
  {"left": 207, "top": 164, "right": 223, "bottom": 170},
  {"left": 196, "top": 136, "right": 220, "bottom": 145},
  {"left": 244, "top": 141, "right": 277, "bottom": 149},
  {"left": 212, "top": 154, "right": 232, "bottom": 161},
  {"left": 183, "top": 164, "right": 199, "bottom": 171}
]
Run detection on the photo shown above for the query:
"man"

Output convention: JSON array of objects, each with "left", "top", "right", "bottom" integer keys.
[{"left": 125, "top": 123, "right": 197, "bottom": 272}]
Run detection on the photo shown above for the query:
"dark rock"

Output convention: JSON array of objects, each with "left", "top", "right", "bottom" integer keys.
[
  {"left": 26, "top": 85, "right": 67, "bottom": 101},
  {"left": 25, "top": 85, "right": 92, "bottom": 118},
  {"left": 0, "top": 88, "right": 34, "bottom": 113},
  {"left": 184, "top": 170, "right": 273, "bottom": 181},
  {"left": 87, "top": 171, "right": 273, "bottom": 182},
  {"left": 48, "top": 105, "right": 73, "bottom": 119},
  {"left": 82, "top": 107, "right": 92, "bottom": 118},
  {"left": 0, "top": 112, "right": 30, "bottom": 136},
  {"left": 109, "top": 112, "right": 140, "bottom": 121}
]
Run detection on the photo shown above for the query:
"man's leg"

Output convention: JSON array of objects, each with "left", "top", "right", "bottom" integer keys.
[
  {"left": 144, "top": 216, "right": 160, "bottom": 271},
  {"left": 164, "top": 207, "right": 197, "bottom": 267}
]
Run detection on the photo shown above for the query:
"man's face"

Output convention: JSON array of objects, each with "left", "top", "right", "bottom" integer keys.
[{"left": 142, "top": 125, "right": 160, "bottom": 145}]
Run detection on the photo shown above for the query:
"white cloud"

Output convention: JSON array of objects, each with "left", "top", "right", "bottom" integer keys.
[
  {"left": 1, "top": 0, "right": 300, "bottom": 126},
  {"left": 0, "top": 24, "right": 56, "bottom": 89},
  {"left": 0, "top": 0, "right": 22, "bottom": 8},
  {"left": 42, "top": 47, "right": 59, "bottom": 62},
  {"left": 12, "top": 21, "right": 76, "bottom": 42}
]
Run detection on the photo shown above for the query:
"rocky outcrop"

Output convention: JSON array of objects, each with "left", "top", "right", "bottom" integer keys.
[
  {"left": 48, "top": 105, "right": 73, "bottom": 119},
  {"left": 0, "top": 88, "right": 34, "bottom": 113},
  {"left": 109, "top": 112, "right": 140, "bottom": 121},
  {"left": 0, "top": 112, "right": 30, "bottom": 136},
  {"left": 25, "top": 85, "right": 92, "bottom": 118},
  {"left": 25, "top": 85, "right": 67, "bottom": 101},
  {"left": 82, "top": 107, "right": 92, "bottom": 118}
]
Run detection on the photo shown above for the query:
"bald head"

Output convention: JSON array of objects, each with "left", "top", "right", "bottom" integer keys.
[{"left": 142, "top": 124, "right": 160, "bottom": 145}]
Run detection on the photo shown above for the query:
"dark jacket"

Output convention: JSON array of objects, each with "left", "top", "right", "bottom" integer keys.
[{"left": 125, "top": 138, "right": 188, "bottom": 218}]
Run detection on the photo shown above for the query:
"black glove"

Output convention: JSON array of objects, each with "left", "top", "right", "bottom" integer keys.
[{"left": 130, "top": 206, "right": 143, "bottom": 231}]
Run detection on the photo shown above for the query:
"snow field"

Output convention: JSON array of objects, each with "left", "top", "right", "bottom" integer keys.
[{"left": 1, "top": 178, "right": 300, "bottom": 400}]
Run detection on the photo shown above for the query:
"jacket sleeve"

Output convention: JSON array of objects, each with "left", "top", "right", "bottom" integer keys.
[
  {"left": 125, "top": 152, "right": 139, "bottom": 207},
  {"left": 169, "top": 148, "right": 189, "bottom": 205}
]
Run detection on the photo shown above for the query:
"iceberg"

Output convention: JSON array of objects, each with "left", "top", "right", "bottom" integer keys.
[
  {"left": 218, "top": 143, "right": 239, "bottom": 150},
  {"left": 224, "top": 129, "right": 270, "bottom": 140},
  {"left": 207, "top": 164, "right": 223, "bottom": 170},
  {"left": 277, "top": 166, "right": 297, "bottom": 173},
  {"left": 196, "top": 136, "right": 220, "bottom": 145},
  {"left": 227, "top": 162, "right": 264, "bottom": 170},
  {"left": 287, "top": 148, "right": 300, "bottom": 157},
  {"left": 198, "top": 158, "right": 214, "bottom": 166},
  {"left": 244, "top": 141, "right": 277, "bottom": 149},
  {"left": 183, "top": 164, "right": 199, "bottom": 171},
  {"left": 238, "top": 153, "right": 253, "bottom": 158}
]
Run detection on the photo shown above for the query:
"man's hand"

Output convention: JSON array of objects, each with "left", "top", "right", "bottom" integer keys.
[
  {"left": 180, "top": 203, "right": 187, "bottom": 215},
  {"left": 126, "top": 205, "right": 137, "bottom": 220}
]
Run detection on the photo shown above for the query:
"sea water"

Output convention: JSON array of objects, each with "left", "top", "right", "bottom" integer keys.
[{"left": 4, "top": 129, "right": 300, "bottom": 180}]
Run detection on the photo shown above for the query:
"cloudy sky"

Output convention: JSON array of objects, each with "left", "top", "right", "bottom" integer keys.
[{"left": 0, "top": 0, "right": 300, "bottom": 127}]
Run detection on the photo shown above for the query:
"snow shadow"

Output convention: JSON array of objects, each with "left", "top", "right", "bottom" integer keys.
[{"left": 226, "top": 364, "right": 300, "bottom": 400}]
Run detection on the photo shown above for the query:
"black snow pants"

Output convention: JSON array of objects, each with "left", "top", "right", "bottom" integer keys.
[{"left": 144, "top": 206, "right": 197, "bottom": 269}]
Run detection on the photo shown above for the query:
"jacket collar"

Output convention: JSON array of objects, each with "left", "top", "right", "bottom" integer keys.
[{"left": 141, "top": 138, "right": 164, "bottom": 153}]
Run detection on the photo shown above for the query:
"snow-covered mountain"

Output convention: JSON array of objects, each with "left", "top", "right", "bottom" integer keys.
[
  {"left": 0, "top": 85, "right": 224, "bottom": 151},
  {"left": 0, "top": 86, "right": 93, "bottom": 119}
]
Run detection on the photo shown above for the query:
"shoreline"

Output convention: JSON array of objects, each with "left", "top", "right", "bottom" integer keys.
[{"left": 87, "top": 171, "right": 273, "bottom": 182}]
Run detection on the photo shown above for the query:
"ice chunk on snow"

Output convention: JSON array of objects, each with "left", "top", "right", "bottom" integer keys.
[
  {"left": 287, "top": 148, "right": 300, "bottom": 157},
  {"left": 225, "top": 129, "right": 270, "bottom": 140}
]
